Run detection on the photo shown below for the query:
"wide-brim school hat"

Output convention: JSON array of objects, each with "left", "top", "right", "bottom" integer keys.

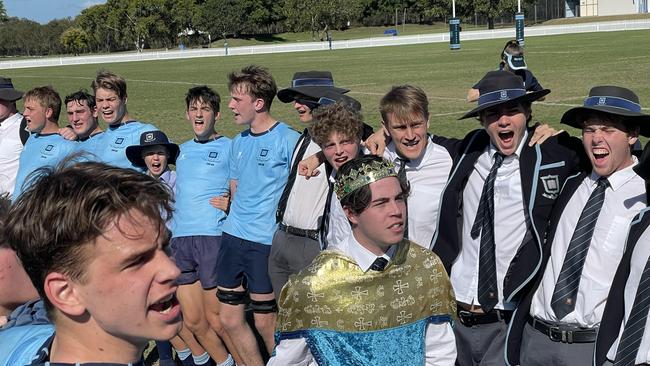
[
  {"left": 315, "top": 90, "right": 362, "bottom": 112},
  {"left": 126, "top": 130, "right": 180, "bottom": 167},
  {"left": 0, "top": 77, "right": 24, "bottom": 102},
  {"left": 277, "top": 71, "right": 349, "bottom": 103},
  {"left": 460, "top": 70, "right": 550, "bottom": 120},
  {"left": 561, "top": 85, "right": 650, "bottom": 137}
]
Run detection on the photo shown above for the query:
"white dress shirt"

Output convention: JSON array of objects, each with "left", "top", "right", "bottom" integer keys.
[
  {"left": 267, "top": 234, "right": 457, "bottom": 366},
  {"left": 531, "top": 159, "right": 647, "bottom": 326},
  {"left": 0, "top": 113, "right": 25, "bottom": 196},
  {"left": 450, "top": 134, "right": 528, "bottom": 310},
  {"left": 323, "top": 173, "right": 352, "bottom": 249},
  {"left": 282, "top": 137, "right": 329, "bottom": 230},
  {"left": 607, "top": 211, "right": 650, "bottom": 363},
  {"left": 383, "top": 139, "right": 453, "bottom": 248}
]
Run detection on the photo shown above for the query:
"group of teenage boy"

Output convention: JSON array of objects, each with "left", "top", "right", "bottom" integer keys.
[{"left": 1, "top": 38, "right": 650, "bottom": 366}]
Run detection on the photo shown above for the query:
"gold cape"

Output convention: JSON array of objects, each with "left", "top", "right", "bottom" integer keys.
[{"left": 276, "top": 240, "right": 456, "bottom": 333}]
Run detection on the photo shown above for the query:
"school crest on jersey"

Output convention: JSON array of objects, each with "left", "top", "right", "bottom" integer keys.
[
  {"left": 40, "top": 144, "right": 55, "bottom": 157},
  {"left": 110, "top": 137, "right": 126, "bottom": 150},
  {"left": 540, "top": 174, "right": 560, "bottom": 199},
  {"left": 257, "top": 147, "right": 271, "bottom": 164},
  {"left": 206, "top": 151, "right": 221, "bottom": 162}
]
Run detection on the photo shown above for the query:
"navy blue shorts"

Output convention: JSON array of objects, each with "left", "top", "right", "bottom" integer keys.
[
  {"left": 216, "top": 232, "right": 273, "bottom": 294},
  {"left": 171, "top": 235, "right": 222, "bottom": 289}
]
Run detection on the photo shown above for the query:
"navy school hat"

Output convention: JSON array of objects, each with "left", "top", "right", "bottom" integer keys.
[
  {"left": 460, "top": 70, "right": 550, "bottom": 120},
  {"left": 561, "top": 85, "right": 650, "bottom": 137},
  {"left": 126, "top": 130, "right": 180, "bottom": 167},
  {"left": 0, "top": 77, "right": 24, "bottom": 102},
  {"left": 307, "top": 90, "right": 362, "bottom": 112},
  {"left": 277, "top": 71, "right": 349, "bottom": 103}
]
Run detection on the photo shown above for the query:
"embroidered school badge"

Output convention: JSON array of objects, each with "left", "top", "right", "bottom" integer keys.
[{"left": 540, "top": 174, "right": 560, "bottom": 199}]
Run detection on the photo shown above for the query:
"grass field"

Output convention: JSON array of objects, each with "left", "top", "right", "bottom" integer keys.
[{"left": 4, "top": 28, "right": 650, "bottom": 144}]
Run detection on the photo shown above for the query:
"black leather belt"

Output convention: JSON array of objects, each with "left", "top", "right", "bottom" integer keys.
[
  {"left": 528, "top": 317, "right": 597, "bottom": 343},
  {"left": 278, "top": 223, "right": 319, "bottom": 241},
  {"left": 457, "top": 308, "right": 513, "bottom": 326}
]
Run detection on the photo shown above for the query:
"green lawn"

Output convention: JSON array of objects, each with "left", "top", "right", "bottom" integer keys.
[{"left": 5, "top": 28, "right": 650, "bottom": 144}]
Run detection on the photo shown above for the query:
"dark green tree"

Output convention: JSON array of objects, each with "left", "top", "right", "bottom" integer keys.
[
  {"left": 43, "top": 18, "right": 75, "bottom": 54},
  {"left": 60, "top": 27, "right": 90, "bottom": 55},
  {"left": 0, "top": 0, "right": 8, "bottom": 23}
]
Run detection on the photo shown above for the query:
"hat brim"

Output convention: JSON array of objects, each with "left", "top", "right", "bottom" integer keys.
[
  {"left": 126, "top": 144, "right": 180, "bottom": 168},
  {"left": 0, "top": 89, "right": 24, "bottom": 102},
  {"left": 459, "top": 88, "right": 550, "bottom": 120},
  {"left": 561, "top": 106, "right": 650, "bottom": 137},
  {"left": 277, "top": 85, "right": 349, "bottom": 103}
]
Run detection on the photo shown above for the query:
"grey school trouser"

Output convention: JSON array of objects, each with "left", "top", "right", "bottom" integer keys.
[
  {"left": 520, "top": 322, "right": 595, "bottom": 366},
  {"left": 268, "top": 229, "right": 320, "bottom": 300}
]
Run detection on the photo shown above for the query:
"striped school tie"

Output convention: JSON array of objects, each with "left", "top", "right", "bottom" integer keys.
[{"left": 551, "top": 178, "right": 609, "bottom": 320}]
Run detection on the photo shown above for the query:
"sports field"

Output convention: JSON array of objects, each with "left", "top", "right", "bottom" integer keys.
[{"left": 4, "top": 28, "right": 650, "bottom": 143}]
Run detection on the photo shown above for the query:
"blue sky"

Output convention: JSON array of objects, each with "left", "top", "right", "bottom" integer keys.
[{"left": 5, "top": 0, "right": 107, "bottom": 24}]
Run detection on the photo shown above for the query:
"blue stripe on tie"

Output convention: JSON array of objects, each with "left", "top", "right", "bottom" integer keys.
[{"left": 551, "top": 178, "right": 609, "bottom": 319}]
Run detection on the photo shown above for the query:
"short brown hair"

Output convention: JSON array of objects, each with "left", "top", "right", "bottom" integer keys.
[
  {"left": 502, "top": 39, "right": 524, "bottom": 58},
  {"left": 310, "top": 103, "right": 363, "bottom": 147},
  {"left": 4, "top": 161, "right": 173, "bottom": 313},
  {"left": 380, "top": 85, "right": 429, "bottom": 125},
  {"left": 186, "top": 85, "right": 220, "bottom": 112},
  {"left": 227, "top": 65, "right": 277, "bottom": 110},
  {"left": 91, "top": 69, "right": 127, "bottom": 100},
  {"left": 24, "top": 86, "right": 62, "bottom": 121},
  {"left": 579, "top": 111, "right": 640, "bottom": 136}
]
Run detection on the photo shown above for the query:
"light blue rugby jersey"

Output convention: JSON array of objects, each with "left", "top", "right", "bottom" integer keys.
[
  {"left": 96, "top": 121, "right": 157, "bottom": 170},
  {"left": 13, "top": 133, "right": 77, "bottom": 198},
  {"left": 222, "top": 122, "right": 299, "bottom": 245},
  {"left": 172, "top": 137, "right": 232, "bottom": 237},
  {"left": 76, "top": 131, "right": 106, "bottom": 160}
]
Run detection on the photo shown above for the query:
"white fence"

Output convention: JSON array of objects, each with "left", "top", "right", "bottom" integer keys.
[{"left": 1, "top": 18, "right": 649, "bottom": 70}]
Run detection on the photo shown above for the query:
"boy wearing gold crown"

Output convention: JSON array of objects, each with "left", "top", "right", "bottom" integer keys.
[{"left": 268, "top": 155, "right": 457, "bottom": 365}]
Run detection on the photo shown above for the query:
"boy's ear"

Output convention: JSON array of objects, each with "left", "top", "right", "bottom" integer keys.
[
  {"left": 344, "top": 206, "right": 359, "bottom": 226},
  {"left": 43, "top": 272, "right": 87, "bottom": 317},
  {"left": 254, "top": 97, "right": 266, "bottom": 112}
]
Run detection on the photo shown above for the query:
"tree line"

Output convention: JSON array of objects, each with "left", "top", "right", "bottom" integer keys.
[{"left": 0, "top": 0, "right": 556, "bottom": 57}]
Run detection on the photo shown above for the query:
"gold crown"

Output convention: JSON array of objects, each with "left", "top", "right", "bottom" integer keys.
[{"left": 334, "top": 159, "right": 397, "bottom": 199}]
